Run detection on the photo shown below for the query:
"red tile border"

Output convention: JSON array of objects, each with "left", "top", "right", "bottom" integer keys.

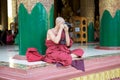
[{"left": 0, "top": 55, "right": 120, "bottom": 80}]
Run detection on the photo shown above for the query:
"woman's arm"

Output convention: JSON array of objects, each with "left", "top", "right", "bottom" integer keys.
[
  {"left": 64, "top": 24, "right": 70, "bottom": 46},
  {"left": 47, "top": 25, "right": 64, "bottom": 44}
]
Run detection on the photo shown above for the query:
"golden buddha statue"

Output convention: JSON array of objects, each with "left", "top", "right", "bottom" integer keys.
[{"left": 61, "top": 0, "right": 73, "bottom": 22}]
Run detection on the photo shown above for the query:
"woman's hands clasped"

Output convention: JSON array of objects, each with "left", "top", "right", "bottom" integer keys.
[
  {"left": 60, "top": 24, "right": 69, "bottom": 32},
  {"left": 63, "top": 24, "right": 69, "bottom": 32}
]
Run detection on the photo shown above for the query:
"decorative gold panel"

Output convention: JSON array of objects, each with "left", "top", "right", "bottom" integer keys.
[
  {"left": 17, "top": 0, "right": 54, "bottom": 13},
  {"left": 100, "top": 0, "right": 120, "bottom": 18}
]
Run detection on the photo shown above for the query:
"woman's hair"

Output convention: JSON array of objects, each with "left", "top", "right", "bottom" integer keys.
[{"left": 55, "top": 17, "right": 65, "bottom": 25}]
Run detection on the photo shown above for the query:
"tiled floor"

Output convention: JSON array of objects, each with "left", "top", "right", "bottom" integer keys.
[
  {"left": 0, "top": 43, "right": 120, "bottom": 80},
  {"left": 0, "top": 43, "right": 120, "bottom": 69},
  {"left": 71, "top": 43, "right": 120, "bottom": 58},
  {"left": 0, "top": 45, "right": 18, "bottom": 62}
]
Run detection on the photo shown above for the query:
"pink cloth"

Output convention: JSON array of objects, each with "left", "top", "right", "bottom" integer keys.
[
  {"left": 44, "top": 40, "right": 72, "bottom": 66},
  {"left": 26, "top": 48, "right": 43, "bottom": 62},
  {"left": 71, "top": 49, "right": 84, "bottom": 57},
  {"left": 44, "top": 39, "right": 84, "bottom": 66}
]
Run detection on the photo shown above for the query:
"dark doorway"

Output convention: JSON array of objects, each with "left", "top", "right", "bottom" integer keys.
[
  {"left": 0, "top": 0, "right": 1, "bottom": 24},
  {"left": 0, "top": 0, "right": 8, "bottom": 30}
]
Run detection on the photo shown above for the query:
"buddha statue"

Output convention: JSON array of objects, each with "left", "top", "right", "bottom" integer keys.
[{"left": 61, "top": 0, "right": 73, "bottom": 22}]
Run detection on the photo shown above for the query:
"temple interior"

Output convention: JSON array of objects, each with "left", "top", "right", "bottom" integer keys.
[{"left": 0, "top": 0, "right": 120, "bottom": 80}]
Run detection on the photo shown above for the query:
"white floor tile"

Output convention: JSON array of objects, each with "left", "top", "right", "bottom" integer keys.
[{"left": 0, "top": 44, "right": 120, "bottom": 65}]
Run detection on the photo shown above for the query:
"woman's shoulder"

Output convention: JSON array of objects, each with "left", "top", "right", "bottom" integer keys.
[{"left": 47, "top": 28, "right": 54, "bottom": 40}]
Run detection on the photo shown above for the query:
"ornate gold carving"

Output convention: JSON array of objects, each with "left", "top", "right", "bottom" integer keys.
[
  {"left": 100, "top": 0, "right": 120, "bottom": 18},
  {"left": 80, "top": 0, "right": 95, "bottom": 24},
  {"left": 17, "top": 0, "right": 54, "bottom": 13}
]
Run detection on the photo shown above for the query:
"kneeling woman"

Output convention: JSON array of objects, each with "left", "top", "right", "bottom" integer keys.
[{"left": 44, "top": 17, "right": 84, "bottom": 66}]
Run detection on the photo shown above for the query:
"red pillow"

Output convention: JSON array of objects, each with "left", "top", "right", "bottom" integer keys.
[{"left": 26, "top": 48, "right": 43, "bottom": 62}]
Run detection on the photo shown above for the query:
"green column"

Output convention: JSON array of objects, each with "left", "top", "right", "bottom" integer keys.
[
  {"left": 100, "top": 0, "right": 120, "bottom": 46},
  {"left": 88, "top": 22, "right": 94, "bottom": 42},
  {"left": 18, "top": 2, "right": 54, "bottom": 55}
]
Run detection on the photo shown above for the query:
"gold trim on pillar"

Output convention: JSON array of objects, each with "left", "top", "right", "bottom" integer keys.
[
  {"left": 99, "top": 0, "right": 120, "bottom": 18},
  {"left": 17, "top": 0, "right": 54, "bottom": 13}
]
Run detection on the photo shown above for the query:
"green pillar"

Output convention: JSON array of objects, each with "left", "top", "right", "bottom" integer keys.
[
  {"left": 18, "top": 1, "right": 54, "bottom": 55},
  {"left": 100, "top": 0, "right": 120, "bottom": 46},
  {"left": 88, "top": 22, "right": 94, "bottom": 42}
]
